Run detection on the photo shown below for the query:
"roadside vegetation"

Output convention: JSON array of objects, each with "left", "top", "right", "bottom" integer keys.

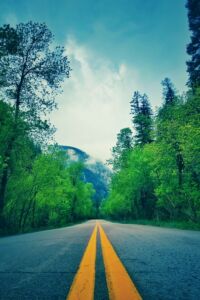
[
  {"left": 0, "top": 0, "right": 199, "bottom": 235},
  {"left": 101, "top": 0, "right": 200, "bottom": 230},
  {"left": 0, "top": 22, "right": 95, "bottom": 235}
]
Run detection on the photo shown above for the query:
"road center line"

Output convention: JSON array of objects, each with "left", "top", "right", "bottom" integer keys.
[
  {"left": 66, "top": 224, "right": 97, "bottom": 300},
  {"left": 99, "top": 224, "right": 142, "bottom": 300}
]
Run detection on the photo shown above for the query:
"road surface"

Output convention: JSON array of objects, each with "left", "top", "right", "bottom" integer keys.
[{"left": 0, "top": 220, "right": 200, "bottom": 299}]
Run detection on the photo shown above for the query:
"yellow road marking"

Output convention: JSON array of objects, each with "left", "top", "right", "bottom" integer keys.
[
  {"left": 66, "top": 224, "right": 97, "bottom": 300},
  {"left": 99, "top": 223, "right": 142, "bottom": 300}
]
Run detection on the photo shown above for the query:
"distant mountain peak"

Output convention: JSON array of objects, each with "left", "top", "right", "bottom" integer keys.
[
  {"left": 59, "top": 145, "right": 111, "bottom": 203},
  {"left": 60, "top": 145, "right": 89, "bottom": 161}
]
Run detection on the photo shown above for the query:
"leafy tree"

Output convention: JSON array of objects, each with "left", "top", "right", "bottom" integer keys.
[
  {"left": 0, "top": 100, "right": 40, "bottom": 218},
  {"left": 186, "top": 0, "right": 200, "bottom": 88},
  {"left": 156, "top": 78, "right": 185, "bottom": 188},
  {"left": 0, "top": 22, "right": 70, "bottom": 120},
  {"left": 0, "top": 22, "right": 71, "bottom": 213},
  {"left": 67, "top": 161, "right": 94, "bottom": 221},
  {"left": 0, "top": 25, "right": 19, "bottom": 57},
  {"left": 104, "top": 88, "right": 200, "bottom": 224},
  {"left": 0, "top": 25, "right": 20, "bottom": 87},
  {"left": 4, "top": 149, "right": 94, "bottom": 232},
  {"left": 103, "top": 145, "right": 156, "bottom": 220},
  {"left": 102, "top": 0, "right": 200, "bottom": 225},
  {"left": 130, "top": 91, "right": 153, "bottom": 145}
]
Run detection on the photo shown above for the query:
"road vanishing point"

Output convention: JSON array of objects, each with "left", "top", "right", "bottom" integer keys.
[{"left": 0, "top": 220, "right": 200, "bottom": 300}]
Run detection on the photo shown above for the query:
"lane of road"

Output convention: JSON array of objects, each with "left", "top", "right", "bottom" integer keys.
[
  {"left": 101, "top": 221, "right": 200, "bottom": 300},
  {"left": 99, "top": 223, "right": 141, "bottom": 300},
  {"left": 67, "top": 224, "right": 97, "bottom": 300},
  {"left": 0, "top": 222, "right": 95, "bottom": 299},
  {"left": 0, "top": 220, "right": 200, "bottom": 299}
]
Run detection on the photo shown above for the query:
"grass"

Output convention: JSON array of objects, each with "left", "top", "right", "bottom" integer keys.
[
  {"left": 0, "top": 220, "right": 86, "bottom": 237},
  {"left": 117, "top": 219, "right": 200, "bottom": 230}
]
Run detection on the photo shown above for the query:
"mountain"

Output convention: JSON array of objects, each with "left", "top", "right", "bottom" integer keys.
[{"left": 59, "top": 146, "right": 111, "bottom": 210}]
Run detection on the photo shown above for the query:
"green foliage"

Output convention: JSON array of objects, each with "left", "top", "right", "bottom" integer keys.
[
  {"left": 0, "top": 21, "right": 71, "bottom": 215},
  {"left": 103, "top": 145, "right": 156, "bottom": 220},
  {"left": 102, "top": 88, "right": 200, "bottom": 225},
  {"left": 108, "top": 127, "right": 133, "bottom": 171},
  {"left": 161, "top": 77, "right": 176, "bottom": 105},
  {"left": 186, "top": 0, "right": 200, "bottom": 87},
  {"left": 0, "top": 22, "right": 94, "bottom": 234},
  {"left": 130, "top": 91, "right": 153, "bottom": 145},
  {"left": 0, "top": 21, "right": 71, "bottom": 141},
  {"left": 0, "top": 24, "right": 20, "bottom": 57},
  {"left": 2, "top": 145, "right": 94, "bottom": 233},
  {"left": 103, "top": 1, "right": 200, "bottom": 227}
]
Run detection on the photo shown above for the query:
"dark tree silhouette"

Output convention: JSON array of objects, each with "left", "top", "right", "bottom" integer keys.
[
  {"left": 108, "top": 127, "right": 133, "bottom": 171},
  {"left": 161, "top": 78, "right": 176, "bottom": 105},
  {"left": 186, "top": 0, "right": 200, "bottom": 88},
  {"left": 130, "top": 91, "right": 153, "bottom": 146}
]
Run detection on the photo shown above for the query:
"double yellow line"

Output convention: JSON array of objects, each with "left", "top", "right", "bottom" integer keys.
[{"left": 67, "top": 223, "right": 142, "bottom": 300}]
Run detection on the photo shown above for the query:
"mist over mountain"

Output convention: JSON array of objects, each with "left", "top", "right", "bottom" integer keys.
[{"left": 60, "top": 146, "right": 111, "bottom": 210}]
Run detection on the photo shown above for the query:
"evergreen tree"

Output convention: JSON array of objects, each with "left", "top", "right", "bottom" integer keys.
[
  {"left": 157, "top": 78, "right": 177, "bottom": 124},
  {"left": 108, "top": 127, "right": 133, "bottom": 171},
  {"left": 130, "top": 91, "right": 153, "bottom": 145},
  {"left": 161, "top": 77, "right": 176, "bottom": 105},
  {"left": 186, "top": 0, "right": 200, "bottom": 88},
  {"left": 157, "top": 79, "right": 184, "bottom": 187}
]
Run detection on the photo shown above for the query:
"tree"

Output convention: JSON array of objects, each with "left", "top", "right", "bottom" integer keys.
[
  {"left": 0, "top": 21, "right": 70, "bottom": 127},
  {"left": 157, "top": 78, "right": 185, "bottom": 187},
  {"left": 108, "top": 127, "right": 133, "bottom": 171},
  {"left": 130, "top": 91, "right": 153, "bottom": 145},
  {"left": 157, "top": 78, "right": 177, "bottom": 137},
  {"left": 161, "top": 77, "right": 176, "bottom": 105},
  {"left": 186, "top": 0, "right": 200, "bottom": 88},
  {"left": 0, "top": 22, "right": 71, "bottom": 213},
  {"left": 0, "top": 25, "right": 20, "bottom": 87},
  {"left": 102, "top": 145, "right": 156, "bottom": 220},
  {"left": 0, "top": 25, "right": 19, "bottom": 57},
  {"left": 3, "top": 149, "right": 95, "bottom": 232}
]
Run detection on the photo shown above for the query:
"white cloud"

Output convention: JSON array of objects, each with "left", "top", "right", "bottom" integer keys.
[
  {"left": 50, "top": 37, "right": 161, "bottom": 162},
  {"left": 4, "top": 13, "right": 18, "bottom": 26}
]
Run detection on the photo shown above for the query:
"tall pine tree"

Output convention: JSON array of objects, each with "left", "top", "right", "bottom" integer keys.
[
  {"left": 161, "top": 77, "right": 176, "bottom": 105},
  {"left": 108, "top": 127, "right": 133, "bottom": 171},
  {"left": 130, "top": 91, "right": 153, "bottom": 146},
  {"left": 186, "top": 0, "right": 200, "bottom": 88}
]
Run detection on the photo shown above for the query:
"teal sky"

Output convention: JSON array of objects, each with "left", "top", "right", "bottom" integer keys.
[{"left": 0, "top": 0, "right": 190, "bottom": 161}]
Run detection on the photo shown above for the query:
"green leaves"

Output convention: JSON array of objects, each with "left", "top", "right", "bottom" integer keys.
[
  {"left": 0, "top": 22, "right": 71, "bottom": 139},
  {"left": 186, "top": 0, "right": 200, "bottom": 87},
  {"left": 130, "top": 92, "right": 153, "bottom": 145},
  {"left": 108, "top": 127, "right": 133, "bottom": 171},
  {"left": 104, "top": 85, "right": 200, "bottom": 224},
  {"left": 3, "top": 149, "right": 94, "bottom": 232}
]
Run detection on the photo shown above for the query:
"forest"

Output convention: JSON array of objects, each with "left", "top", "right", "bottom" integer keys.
[
  {"left": 101, "top": 0, "right": 200, "bottom": 227},
  {"left": 0, "top": 22, "right": 95, "bottom": 234},
  {"left": 0, "top": 0, "right": 200, "bottom": 235}
]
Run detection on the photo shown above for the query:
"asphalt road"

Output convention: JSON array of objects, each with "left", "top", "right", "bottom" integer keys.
[
  {"left": 101, "top": 221, "right": 200, "bottom": 300},
  {"left": 0, "top": 220, "right": 200, "bottom": 299}
]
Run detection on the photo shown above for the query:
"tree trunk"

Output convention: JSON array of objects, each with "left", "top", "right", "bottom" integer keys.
[
  {"left": 0, "top": 168, "right": 9, "bottom": 212},
  {"left": 18, "top": 201, "right": 27, "bottom": 231},
  {"left": 176, "top": 152, "right": 184, "bottom": 187},
  {"left": 31, "top": 200, "right": 36, "bottom": 228}
]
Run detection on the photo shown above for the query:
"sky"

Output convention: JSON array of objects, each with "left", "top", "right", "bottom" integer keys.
[{"left": 0, "top": 0, "right": 190, "bottom": 162}]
